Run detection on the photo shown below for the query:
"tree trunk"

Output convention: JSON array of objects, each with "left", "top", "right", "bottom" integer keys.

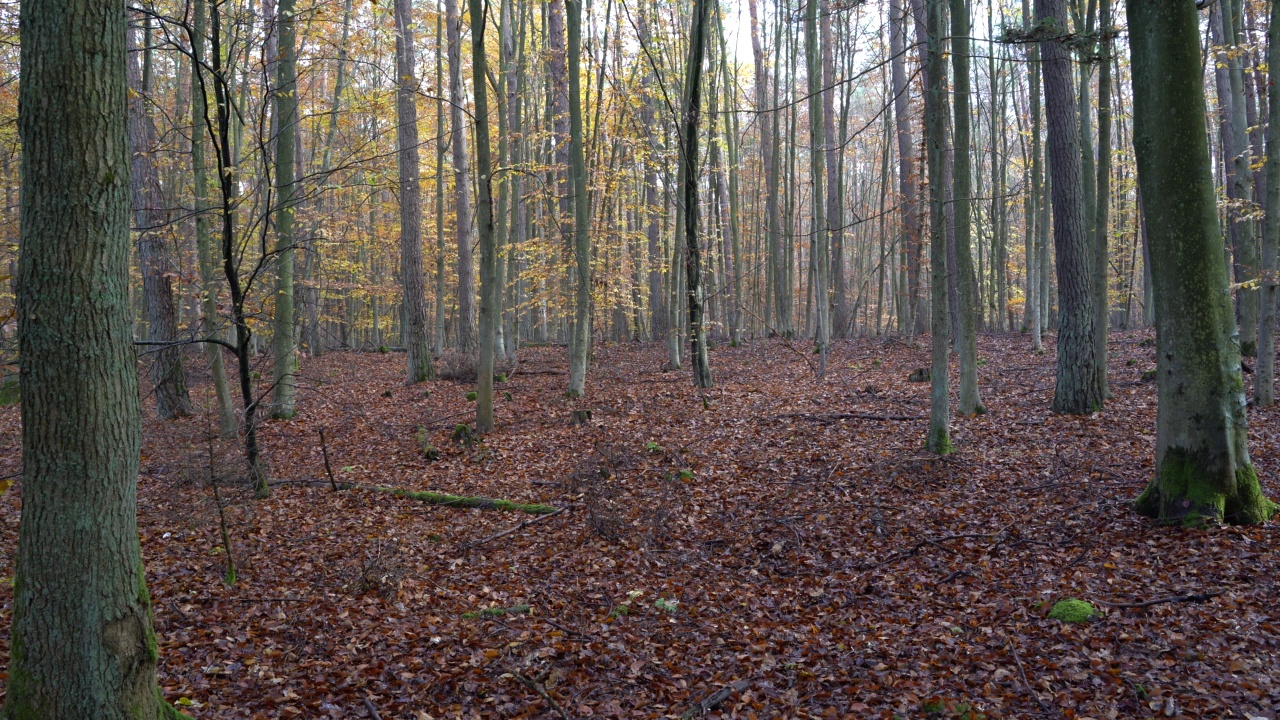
[
  {"left": 1038, "top": 0, "right": 1102, "bottom": 414},
  {"left": 271, "top": 0, "right": 298, "bottom": 419},
  {"left": 951, "top": 0, "right": 983, "bottom": 416},
  {"left": 1259, "top": 0, "right": 1280, "bottom": 406},
  {"left": 129, "top": 20, "right": 193, "bottom": 420},
  {"left": 1093, "top": 0, "right": 1112, "bottom": 398},
  {"left": 395, "top": 0, "right": 434, "bottom": 383},
  {"left": 446, "top": 0, "right": 476, "bottom": 352},
  {"left": 681, "top": 0, "right": 712, "bottom": 388},
  {"left": 1127, "top": 0, "right": 1275, "bottom": 527},
  {"left": 890, "top": 0, "right": 924, "bottom": 338},
  {"left": 6, "top": 2, "right": 183, "bottom": 716},
  {"left": 566, "top": 0, "right": 592, "bottom": 397},
  {"left": 1223, "top": 0, "right": 1260, "bottom": 357},
  {"left": 805, "top": 0, "right": 829, "bottom": 376},
  {"left": 473, "top": 0, "right": 498, "bottom": 430},
  {"left": 191, "top": 0, "right": 238, "bottom": 439},
  {"left": 925, "top": 0, "right": 951, "bottom": 453}
]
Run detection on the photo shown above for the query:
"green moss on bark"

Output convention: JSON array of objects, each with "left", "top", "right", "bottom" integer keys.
[{"left": 1135, "top": 448, "right": 1276, "bottom": 527}]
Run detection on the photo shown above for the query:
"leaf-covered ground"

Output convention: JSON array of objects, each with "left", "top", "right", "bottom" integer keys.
[{"left": 0, "top": 332, "right": 1277, "bottom": 719}]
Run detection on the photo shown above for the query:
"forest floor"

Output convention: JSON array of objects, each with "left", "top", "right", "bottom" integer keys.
[{"left": 0, "top": 331, "right": 1278, "bottom": 719}]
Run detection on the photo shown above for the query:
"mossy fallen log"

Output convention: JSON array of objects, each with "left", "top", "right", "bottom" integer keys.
[{"left": 374, "top": 486, "right": 559, "bottom": 514}]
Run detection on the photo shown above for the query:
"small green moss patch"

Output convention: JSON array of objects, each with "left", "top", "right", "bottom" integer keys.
[{"left": 1048, "top": 598, "right": 1096, "bottom": 624}]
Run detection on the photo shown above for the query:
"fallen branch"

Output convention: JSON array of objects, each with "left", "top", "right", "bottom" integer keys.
[
  {"left": 375, "top": 486, "right": 560, "bottom": 514},
  {"left": 361, "top": 694, "right": 383, "bottom": 720},
  {"left": 509, "top": 671, "right": 570, "bottom": 720},
  {"left": 777, "top": 412, "right": 924, "bottom": 422},
  {"left": 1007, "top": 638, "right": 1052, "bottom": 716},
  {"left": 681, "top": 680, "right": 750, "bottom": 719},
  {"left": 318, "top": 429, "right": 338, "bottom": 491},
  {"left": 1094, "top": 590, "right": 1225, "bottom": 610},
  {"left": 468, "top": 505, "right": 574, "bottom": 547}
]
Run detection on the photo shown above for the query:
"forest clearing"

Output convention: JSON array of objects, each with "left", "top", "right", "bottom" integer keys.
[{"left": 1, "top": 335, "right": 1276, "bottom": 719}]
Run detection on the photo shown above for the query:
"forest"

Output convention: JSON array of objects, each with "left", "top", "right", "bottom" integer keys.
[{"left": 0, "top": 0, "right": 1278, "bottom": 717}]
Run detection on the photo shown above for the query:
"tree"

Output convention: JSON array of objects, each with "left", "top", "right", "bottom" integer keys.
[
  {"left": 804, "top": 0, "right": 829, "bottom": 375},
  {"left": 1038, "top": 0, "right": 1102, "bottom": 415},
  {"left": 1092, "top": 0, "right": 1113, "bottom": 398},
  {"left": 925, "top": 0, "right": 951, "bottom": 454},
  {"left": 130, "top": 17, "right": 193, "bottom": 420},
  {"left": 951, "top": 0, "right": 983, "bottom": 416},
  {"left": 445, "top": 0, "right": 476, "bottom": 353},
  {"left": 889, "top": 0, "right": 924, "bottom": 338},
  {"left": 566, "top": 0, "right": 592, "bottom": 397},
  {"left": 1261, "top": 0, "right": 1280, "bottom": 407},
  {"left": 272, "top": 0, "right": 298, "bottom": 419},
  {"left": 1126, "top": 0, "right": 1276, "bottom": 526},
  {"left": 473, "top": 0, "right": 498, "bottom": 430},
  {"left": 5, "top": 2, "right": 185, "bottom": 716},
  {"left": 680, "top": 0, "right": 713, "bottom": 389},
  {"left": 394, "top": 0, "right": 434, "bottom": 383}
]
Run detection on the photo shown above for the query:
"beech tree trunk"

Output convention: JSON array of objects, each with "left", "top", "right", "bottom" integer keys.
[
  {"left": 394, "top": 0, "right": 434, "bottom": 383},
  {"left": 890, "top": 0, "right": 924, "bottom": 338},
  {"left": 271, "top": 0, "right": 298, "bottom": 418},
  {"left": 1261, "top": 0, "right": 1280, "bottom": 406},
  {"left": 925, "top": 0, "right": 951, "bottom": 454},
  {"left": 445, "top": 0, "right": 476, "bottom": 352},
  {"left": 1127, "top": 0, "right": 1276, "bottom": 527},
  {"left": 951, "top": 0, "right": 983, "bottom": 416},
  {"left": 566, "top": 0, "right": 592, "bottom": 397},
  {"left": 6, "top": 3, "right": 183, "bottom": 716},
  {"left": 681, "top": 0, "right": 712, "bottom": 389},
  {"left": 473, "top": 0, "right": 498, "bottom": 430},
  {"left": 1038, "top": 0, "right": 1102, "bottom": 415}
]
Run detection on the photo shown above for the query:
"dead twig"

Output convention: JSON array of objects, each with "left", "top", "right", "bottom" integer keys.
[
  {"left": 680, "top": 679, "right": 750, "bottom": 719},
  {"left": 1094, "top": 590, "right": 1225, "bottom": 609},
  {"left": 510, "top": 670, "right": 570, "bottom": 720},
  {"left": 362, "top": 693, "right": 382, "bottom": 720},
  {"left": 468, "top": 505, "right": 574, "bottom": 547},
  {"left": 775, "top": 412, "right": 924, "bottom": 422},
  {"left": 1007, "top": 638, "right": 1053, "bottom": 715},
  {"left": 319, "top": 429, "right": 339, "bottom": 491}
]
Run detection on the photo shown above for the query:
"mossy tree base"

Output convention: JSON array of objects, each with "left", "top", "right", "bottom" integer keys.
[{"left": 1134, "top": 449, "right": 1277, "bottom": 527}]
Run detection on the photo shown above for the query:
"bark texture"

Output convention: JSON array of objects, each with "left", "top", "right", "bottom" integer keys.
[
  {"left": 271, "top": 0, "right": 298, "bottom": 418},
  {"left": 1126, "top": 0, "right": 1276, "bottom": 526},
  {"left": 925, "top": 0, "right": 951, "bottom": 454},
  {"left": 445, "top": 0, "right": 475, "bottom": 352},
  {"left": 7, "top": 3, "right": 183, "bottom": 716}
]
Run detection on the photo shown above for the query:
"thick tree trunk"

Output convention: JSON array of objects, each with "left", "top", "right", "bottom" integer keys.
[
  {"left": 394, "top": 0, "right": 434, "bottom": 383},
  {"left": 566, "top": 0, "right": 592, "bottom": 397},
  {"left": 951, "top": 0, "right": 983, "bottom": 416},
  {"left": 1127, "top": 0, "right": 1276, "bottom": 527},
  {"left": 7, "top": 3, "right": 183, "bottom": 716},
  {"left": 271, "top": 0, "right": 298, "bottom": 418},
  {"left": 1038, "top": 0, "right": 1102, "bottom": 414},
  {"left": 446, "top": 0, "right": 476, "bottom": 352},
  {"left": 925, "top": 0, "right": 951, "bottom": 453},
  {"left": 130, "top": 21, "right": 193, "bottom": 420}
]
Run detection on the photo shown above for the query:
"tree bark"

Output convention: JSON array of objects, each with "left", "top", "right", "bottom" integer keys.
[
  {"left": 681, "top": 0, "right": 712, "bottom": 389},
  {"left": 6, "top": 2, "right": 184, "bottom": 716},
  {"left": 1038, "top": 0, "right": 1102, "bottom": 414},
  {"left": 129, "top": 20, "right": 193, "bottom": 420},
  {"left": 925, "top": 0, "right": 951, "bottom": 453},
  {"left": 1127, "top": 0, "right": 1275, "bottom": 526},
  {"left": 271, "top": 0, "right": 298, "bottom": 418},
  {"left": 1259, "top": 0, "right": 1279, "bottom": 406},
  {"left": 890, "top": 0, "right": 924, "bottom": 338},
  {"left": 473, "top": 0, "right": 498, "bottom": 430},
  {"left": 446, "top": 0, "right": 476, "bottom": 352},
  {"left": 1093, "top": 0, "right": 1112, "bottom": 398},
  {"left": 951, "top": 0, "right": 983, "bottom": 416},
  {"left": 566, "top": 0, "right": 592, "bottom": 397},
  {"left": 805, "top": 0, "right": 829, "bottom": 376},
  {"left": 395, "top": 0, "right": 434, "bottom": 383}
]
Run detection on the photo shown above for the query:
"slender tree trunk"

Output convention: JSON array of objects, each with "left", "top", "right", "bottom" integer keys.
[
  {"left": 951, "top": 0, "right": 983, "bottom": 415},
  {"left": 805, "top": 0, "right": 829, "bottom": 376},
  {"left": 890, "top": 0, "right": 924, "bottom": 338},
  {"left": 6, "top": 1, "right": 182, "bottom": 715},
  {"left": 271, "top": 0, "right": 298, "bottom": 418},
  {"left": 446, "top": 0, "right": 476, "bottom": 352},
  {"left": 191, "top": 0, "right": 238, "bottom": 438},
  {"left": 472, "top": 0, "right": 498, "bottom": 430},
  {"left": 566, "top": 0, "right": 592, "bottom": 396},
  {"left": 434, "top": 8, "right": 448, "bottom": 355},
  {"left": 1126, "top": 0, "right": 1275, "bottom": 526},
  {"left": 925, "top": 0, "right": 951, "bottom": 453},
  {"left": 1259, "top": 0, "right": 1280, "bottom": 407},
  {"left": 681, "top": 0, "right": 712, "bottom": 388},
  {"left": 1224, "top": 0, "right": 1260, "bottom": 356},
  {"left": 130, "top": 20, "right": 193, "bottom": 420},
  {"left": 1039, "top": 0, "right": 1102, "bottom": 414},
  {"left": 1093, "top": 0, "right": 1112, "bottom": 397},
  {"left": 395, "top": 0, "right": 434, "bottom": 383}
]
